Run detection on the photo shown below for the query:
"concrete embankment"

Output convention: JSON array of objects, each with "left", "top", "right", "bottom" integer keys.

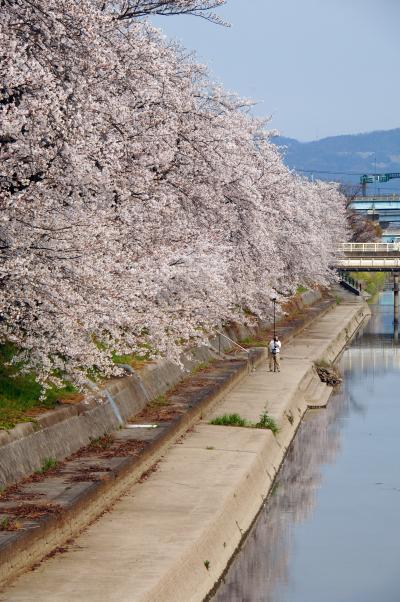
[
  {"left": 0, "top": 291, "right": 322, "bottom": 489},
  {"left": 0, "top": 293, "right": 369, "bottom": 602},
  {"left": 0, "top": 291, "right": 330, "bottom": 589}
]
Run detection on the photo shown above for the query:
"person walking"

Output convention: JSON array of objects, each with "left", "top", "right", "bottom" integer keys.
[{"left": 268, "top": 335, "right": 281, "bottom": 372}]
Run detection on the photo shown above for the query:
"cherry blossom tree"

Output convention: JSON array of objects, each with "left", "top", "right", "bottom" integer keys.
[
  {"left": 0, "top": 0, "right": 347, "bottom": 386},
  {"left": 108, "top": 0, "right": 227, "bottom": 24},
  {"left": 340, "top": 185, "right": 381, "bottom": 242}
]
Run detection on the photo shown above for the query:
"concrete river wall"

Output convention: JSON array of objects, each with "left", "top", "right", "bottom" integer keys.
[
  {"left": 212, "top": 292, "right": 400, "bottom": 602},
  {"left": 0, "top": 291, "right": 321, "bottom": 488},
  {"left": 0, "top": 292, "right": 370, "bottom": 601}
]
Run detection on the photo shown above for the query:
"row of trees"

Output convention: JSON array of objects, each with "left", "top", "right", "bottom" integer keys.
[{"left": 0, "top": 0, "right": 347, "bottom": 385}]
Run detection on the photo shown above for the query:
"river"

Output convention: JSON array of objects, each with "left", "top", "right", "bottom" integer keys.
[{"left": 211, "top": 292, "right": 400, "bottom": 602}]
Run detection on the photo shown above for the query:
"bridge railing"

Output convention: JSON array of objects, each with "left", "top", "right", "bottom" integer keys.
[
  {"left": 337, "top": 258, "right": 400, "bottom": 269},
  {"left": 339, "top": 242, "right": 400, "bottom": 254},
  {"left": 354, "top": 195, "right": 400, "bottom": 201},
  {"left": 338, "top": 270, "right": 362, "bottom": 293}
]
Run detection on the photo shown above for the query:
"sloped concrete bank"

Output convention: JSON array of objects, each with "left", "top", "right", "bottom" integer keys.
[
  {"left": 0, "top": 295, "right": 370, "bottom": 601},
  {"left": 0, "top": 292, "right": 333, "bottom": 589},
  {"left": 144, "top": 299, "right": 371, "bottom": 602},
  {"left": 0, "top": 290, "right": 324, "bottom": 488},
  {"left": 0, "top": 354, "right": 264, "bottom": 589}
]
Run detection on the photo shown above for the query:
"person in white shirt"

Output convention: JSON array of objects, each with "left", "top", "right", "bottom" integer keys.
[{"left": 268, "top": 335, "right": 281, "bottom": 372}]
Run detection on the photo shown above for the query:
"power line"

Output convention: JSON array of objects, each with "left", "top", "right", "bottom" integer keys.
[{"left": 295, "top": 169, "right": 370, "bottom": 176}]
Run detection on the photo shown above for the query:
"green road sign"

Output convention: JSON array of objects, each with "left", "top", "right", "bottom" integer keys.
[{"left": 361, "top": 172, "right": 400, "bottom": 185}]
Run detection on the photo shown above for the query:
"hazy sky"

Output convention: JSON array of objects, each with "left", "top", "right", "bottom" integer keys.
[{"left": 153, "top": 0, "right": 400, "bottom": 141}]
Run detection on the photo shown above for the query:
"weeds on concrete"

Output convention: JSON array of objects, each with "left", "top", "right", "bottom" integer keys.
[
  {"left": 35, "top": 457, "right": 58, "bottom": 474},
  {"left": 88, "top": 433, "right": 114, "bottom": 451},
  {"left": 210, "top": 413, "right": 248, "bottom": 427},
  {"left": 148, "top": 394, "right": 169, "bottom": 408},
  {"left": 0, "top": 515, "right": 20, "bottom": 531},
  {"left": 210, "top": 411, "right": 279, "bottom": 434},
  {"left": 190, "top": 361, "right": 210, "bottom": 375},
  {"left": 254, "top": 411, "right": 279, "bottom": 434},
  {"left": 1, "top": 516, "right": 9, "bottom": 530},
  {"left": 204, "top": 560, "right": 210, "bottom": 570}
]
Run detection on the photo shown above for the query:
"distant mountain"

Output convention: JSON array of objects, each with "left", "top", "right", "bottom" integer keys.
[{"left": 273, "top": 128, "right": 400, "bottom": 193}]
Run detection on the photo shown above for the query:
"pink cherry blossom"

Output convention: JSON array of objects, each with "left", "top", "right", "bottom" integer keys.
[{"left": 0, "top": 0, "right": 347, "bottom": 386}]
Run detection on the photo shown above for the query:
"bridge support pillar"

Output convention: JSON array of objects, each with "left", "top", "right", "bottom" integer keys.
[{"left": 394, "top": 274, "right": 399, "bottom": 325}]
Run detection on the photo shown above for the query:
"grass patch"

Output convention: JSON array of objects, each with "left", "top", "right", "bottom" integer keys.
[
  {"left": 296, "top": 285, "right": 308, "bottom": 294},
  {"left": 35, "top": 457, "right": 58, "bottom": 474},
  {"left": 0, "top": 408, "right": 36, "bottom": 431},
  {"left": 210, "top": 413, "right": 248, "bottom": 427},
  {"left": 190, "top": 361, "right": 210, "bottom": 375},
  {"left": 112, "top": 344, "right": 154, "bottom": 370},
  {"left": 0, "top": 343, "right": 79, "bottom": 431},
  {"left": 0, "top": 338, "right": 156, "bottom": 432},
  {"left": 210, "top": 411, "right": 279, "bottom": 434}
]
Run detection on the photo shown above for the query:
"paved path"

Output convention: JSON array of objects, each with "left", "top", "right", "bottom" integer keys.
[{"left": 0, "top": 296, "right": 367, "bottom": 602}]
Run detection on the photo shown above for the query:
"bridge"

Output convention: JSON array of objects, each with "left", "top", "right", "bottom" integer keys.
[
  {"left": 337, "top": 242, "right": 400, "bottom": 272},
  {"left": 349, "top": 195, "right": 400, "bottom": 241},
  {"left": 335, "top": 242, "right": 399, "bottom": 323}
]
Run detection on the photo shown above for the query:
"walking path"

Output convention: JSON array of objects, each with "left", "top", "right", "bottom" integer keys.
[{"left": 0, "top": 296, "right": 368, "bottom": 602}]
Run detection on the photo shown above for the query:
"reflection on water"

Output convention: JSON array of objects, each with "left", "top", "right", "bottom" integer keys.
[{"left": 212, "top": 293, "right": 400, "bottom": 602}]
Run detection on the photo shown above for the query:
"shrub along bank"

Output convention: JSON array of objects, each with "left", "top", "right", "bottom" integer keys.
[{"left": 351, "top": 272, "right": 387, "bottom": 297}]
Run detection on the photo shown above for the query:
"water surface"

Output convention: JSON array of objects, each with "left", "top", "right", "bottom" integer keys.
[{"left": 212, "top": 294, "right": 400, "bottom": 602}]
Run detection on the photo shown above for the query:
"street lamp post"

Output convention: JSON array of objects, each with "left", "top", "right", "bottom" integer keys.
[{"left": 271, "top": 297, "right": 277, "bottom": 338}]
